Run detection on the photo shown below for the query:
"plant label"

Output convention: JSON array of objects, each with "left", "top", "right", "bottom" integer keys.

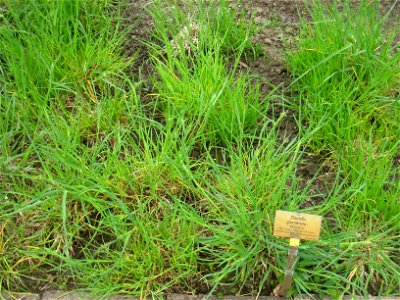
[{"left": 273, "top": 210, "right": 322, "bottom": 241}]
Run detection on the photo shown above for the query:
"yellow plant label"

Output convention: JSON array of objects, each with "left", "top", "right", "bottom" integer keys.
[
  {"left": 273, "top": 210, "right": 322, "bottom": 241},
  {"left": 289, "top": 238, "right": 300, "bottom": 247}
]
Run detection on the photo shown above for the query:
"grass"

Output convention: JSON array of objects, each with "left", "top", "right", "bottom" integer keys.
[{"left": 0, "top": 0, "right": 399, "bottom": 298}]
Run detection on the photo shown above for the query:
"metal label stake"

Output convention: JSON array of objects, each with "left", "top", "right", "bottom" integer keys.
[{"left": 279, "top": 238, "right": 300, "bottom": 296}]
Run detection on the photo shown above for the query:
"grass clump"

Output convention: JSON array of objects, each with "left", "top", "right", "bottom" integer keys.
[
  {"left": 148, "top": 0, "right": 265, "bottom": 146},
  {"left": 149, "top": 0, "right": 259, "bottom": 59},
  {"left": 144, "top": 2, "right": 293, "bottom": 292},
  {"left": 0, "top": 0, "right": 128, "bottom": 99},
  {"left": 152, "top": 50, "right": 265, "bottom": 145},
  {"left": 287, "top": 0, "right": 399, "bottom": 149},
  {"left": 286, "top": 0, "right": 400, "bottom": 296}
]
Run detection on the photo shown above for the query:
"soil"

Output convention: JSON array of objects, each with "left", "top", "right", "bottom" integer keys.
[{"left": 122, "top": 0, "right": 399, "bottom": 87}]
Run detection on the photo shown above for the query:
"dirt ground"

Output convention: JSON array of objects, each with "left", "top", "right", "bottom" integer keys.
[
  {"left": 122, "top": 0, "right": 399, "bottom": 85},
  {"left": 121, "top": 0, "right": 303, "bottom": 85}
]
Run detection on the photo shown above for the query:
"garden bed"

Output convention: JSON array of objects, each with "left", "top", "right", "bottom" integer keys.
[{"left": 0, "top": 0, "right": 399, "bottom": 298}]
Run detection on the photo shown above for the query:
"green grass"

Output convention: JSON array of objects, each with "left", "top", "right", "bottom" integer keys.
[
  {"left": 1, "top": 0, "right": 399, "bottom": 298},
  {"left": 286, "top": 0, "right": 400, "bottom": 295}
]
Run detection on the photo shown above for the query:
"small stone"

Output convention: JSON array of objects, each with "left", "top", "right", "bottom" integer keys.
[
  {"left": 42, "top": 291, "right": 141, "bottom": 300},
  {"left": 0, "top": 293, "right": 40, "bottom": 300},
  {"left": 42, "top": 291, "right": 90, "bottom": 300},
  {"left": 264, "top": 37, "right": 274, "bottom": 44}
]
